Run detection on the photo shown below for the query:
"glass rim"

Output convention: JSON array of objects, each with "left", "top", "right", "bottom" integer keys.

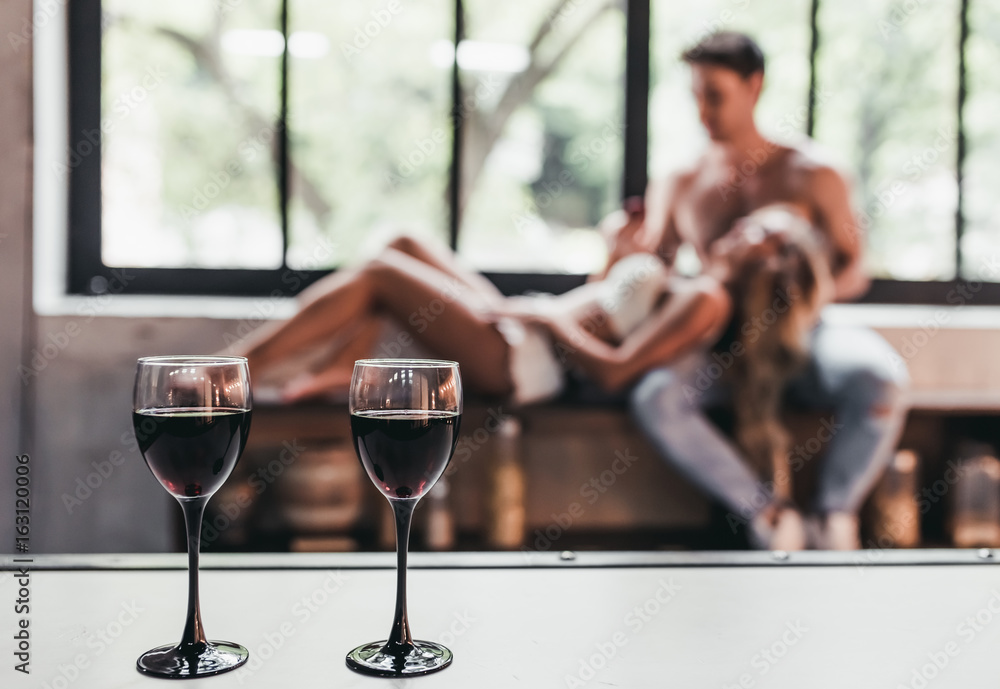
[
  {"left": 136, "top": 355, "right": 249, "bottom": 366},
  {"left": 353, "top": 358, "right": 459, "bottom": 368}
]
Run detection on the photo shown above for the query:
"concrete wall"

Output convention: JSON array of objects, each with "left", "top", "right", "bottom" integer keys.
[
  {"left": 0, "top": 0, "right": 34, "bottom": 556},
  {"left": 22, "top": 311, "right": 1000, "bottom": 553},
  {"left": 3, "top": 0, "right": 1000, "bottom": 554},
  {"left": 29, "top": 315, "right": 246, "bottom": 553}
]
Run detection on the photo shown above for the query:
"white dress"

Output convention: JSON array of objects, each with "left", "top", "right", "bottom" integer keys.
[{"left": 500, "top": 253, "right": 669, "bottom": 406}]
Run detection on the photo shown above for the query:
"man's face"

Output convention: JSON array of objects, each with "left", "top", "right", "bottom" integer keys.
[{"left": 690, "top": 64, "right": 762, "bottom": 142}]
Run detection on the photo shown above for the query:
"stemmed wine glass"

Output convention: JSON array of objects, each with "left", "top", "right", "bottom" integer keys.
[
  {"left": 132, "top": 356, "right": 253, "bottom": 678},
  {"left": 346, "top": 359, "right": 463, "bottom": 677}
]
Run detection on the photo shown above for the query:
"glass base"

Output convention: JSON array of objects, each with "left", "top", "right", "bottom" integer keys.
[
  {"left": 136, "top": 640, "right": 249, "bottom": 678},
  {"left": 346, "top": 640, "right": 453, "bottom": 677}
]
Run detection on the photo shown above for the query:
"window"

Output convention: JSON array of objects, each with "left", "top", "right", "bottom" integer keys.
[
  {"left": 457, "top": 0, "right": 625, "bottom": 274},
  {"left": 650, "top": 0, "right": 812, "bottom": 179},
  {"left": 67, "top": 0, "right": 1000, "bottom": 302},
  {"left": 100, "top": 1, "right": 285, "bottom": 270},
  {"left": 286, "top": 0, "right": 453, "bottom": 269},
  {"left": 963, "top": 0, "right": 1000, "bottom": 282},
  {"left": 813, "top": 0, "right": 959, "bottom": 282}
]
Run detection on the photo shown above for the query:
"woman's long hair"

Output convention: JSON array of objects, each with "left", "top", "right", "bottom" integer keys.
[{"left": 725, "top": 215, "right": 831, "bottom": 503}]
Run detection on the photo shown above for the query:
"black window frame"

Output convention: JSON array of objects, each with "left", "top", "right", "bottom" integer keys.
[{"left": 66, "top": 0, "right": 1000, "bottom": 303}]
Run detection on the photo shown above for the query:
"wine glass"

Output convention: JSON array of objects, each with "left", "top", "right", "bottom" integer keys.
[
  {"left": 132, "top": 356, "right": 253, "bottom": 678},
  {"left": 346, "top": 359, "right": 463, "bottom": 677}
]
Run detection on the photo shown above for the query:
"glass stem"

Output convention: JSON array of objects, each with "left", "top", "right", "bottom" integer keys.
[
  {"left": 178, "top": 496, "right": 210, "bottom": 649},
  {"left": 386, "top": 498, "right": 417, "bottom": 651}
]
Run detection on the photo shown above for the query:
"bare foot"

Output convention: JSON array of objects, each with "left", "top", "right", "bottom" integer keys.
[
  {"left": 821, "top": 512, "right": 861, "bottom": 550},
  {"left": 282, "top": 368, "right": 354, "bottom": 403},
  {"left": 750, "top": 501, "right": 807, "bottom": 551}
]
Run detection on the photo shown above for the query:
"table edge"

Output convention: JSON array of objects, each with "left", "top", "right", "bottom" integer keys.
[{"left": 2, "top": 549, "right": 998, "bottom": 571}]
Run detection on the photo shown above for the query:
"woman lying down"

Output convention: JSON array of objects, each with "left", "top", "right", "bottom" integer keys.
[
  {"left": 242, "top": 204, "right": 832, "bottom": 546},
  {"left": 244, "top": 204, "right": 828, "bottom": 403}
]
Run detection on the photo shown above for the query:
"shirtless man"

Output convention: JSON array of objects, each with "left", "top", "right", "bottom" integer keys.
[{"left": 626, "top": 32, "right": 909, "bottom": 550}]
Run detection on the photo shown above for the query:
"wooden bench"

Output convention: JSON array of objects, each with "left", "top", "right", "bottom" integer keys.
[{"left": 199, "top": 392, "right": 1000, "bottom": 553}]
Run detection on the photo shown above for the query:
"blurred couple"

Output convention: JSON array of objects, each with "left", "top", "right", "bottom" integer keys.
[{"left": 243, "top": 32, "right": 907, "bottom": 552}]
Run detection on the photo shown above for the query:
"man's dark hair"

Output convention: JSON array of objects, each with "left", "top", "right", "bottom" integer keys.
[{"left": 681, "top": 31, "right": 765, "bottom": 79}]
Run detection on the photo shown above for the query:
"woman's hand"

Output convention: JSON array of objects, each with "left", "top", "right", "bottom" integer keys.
[
  {"left": 600, "top": 197, "right": 649, "bottom": 260},
  {"left": 280, "top": 366, "right": 353, "bottom": 403},
  {"left": 481, "top": 294, "right": 558, "bottom": 324},
  {"left": 590, "top": 198, "right": 651, "bottom": 283}
]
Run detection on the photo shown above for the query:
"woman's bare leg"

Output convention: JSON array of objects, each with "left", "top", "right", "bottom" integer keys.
[
  {"left": 242, "top": 235, "right": 504, "bottom": 371},
  {"left": 242, "top": 248, "right": 513, "bottom": 397},
  {"left": 282, "top": 315, "right": 385, "bottom": 401},
  {"left": 363, "top": 250, "right": 512, "bottom": 395},
  {"left": 385, "top": 234, "right": 506, "bottom": 307},
  {"left": 240, "top": 267, "right": 372, "bottom": 374}
]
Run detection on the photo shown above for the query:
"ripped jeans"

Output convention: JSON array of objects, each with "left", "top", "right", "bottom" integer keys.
[{"left": 630, "top": 322, "right": 909, "bottom": 523}]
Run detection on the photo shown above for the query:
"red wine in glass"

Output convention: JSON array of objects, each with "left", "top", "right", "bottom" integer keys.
[
  {"left": 346, "top": 359, "right": 463, "bottom": 677},
  {"left": 351, "top": 409, "right": 460, "bottom": 500},
  {"left": 133, "top": 356, "right": 252, "bottom": 679},
  {"left": 133, "top": 408, "right": 251, "bottom": 498}
]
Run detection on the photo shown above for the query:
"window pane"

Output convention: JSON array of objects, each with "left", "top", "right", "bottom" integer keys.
[
  {"left": 649, "top": 0, "right": 812, "bottom": 180},
  {"left": 457, "top": 0, "right": 625, "bottom": 273},
  {"left": 288, "top": 0, "right": 452, "bottom": 270},
  {"left": 963, "top": 0, "right": 1000, "bottom": 281},
  {"left": 814, "top": 0, "right": 959, "bottom": 281},
  {"left": 102, "top": 2, "right": 284, "bottom": 268}
]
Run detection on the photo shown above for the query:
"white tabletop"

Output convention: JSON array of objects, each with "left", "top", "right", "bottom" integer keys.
[{"left": 3, "top": 551, "right": 1000, "bottom": 688}]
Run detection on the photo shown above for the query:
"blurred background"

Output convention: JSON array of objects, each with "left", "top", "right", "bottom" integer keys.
[{"left": 1, "top": 0, "right": 1000, "bottom": 555}]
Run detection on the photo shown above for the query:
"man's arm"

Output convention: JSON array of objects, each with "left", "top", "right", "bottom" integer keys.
[
  {"left": 590, "top": 174, "right": 683, "bottom": 281},
  {"left": 645, "top": 174, "right": 684, "bottom": 269},
  {"left": 810, "top": 164, "right": 871, "bottom": 301},
  {"left": 533, "top": 276, "right": 731, "bottom": 392},
  {"left": 591, "top": 201, "right": 648, "bottom": 282}
]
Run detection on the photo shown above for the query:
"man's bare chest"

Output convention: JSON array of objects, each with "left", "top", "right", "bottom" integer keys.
[{"left": 674, "top": 167, "right": 811, "bottom": 248}]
